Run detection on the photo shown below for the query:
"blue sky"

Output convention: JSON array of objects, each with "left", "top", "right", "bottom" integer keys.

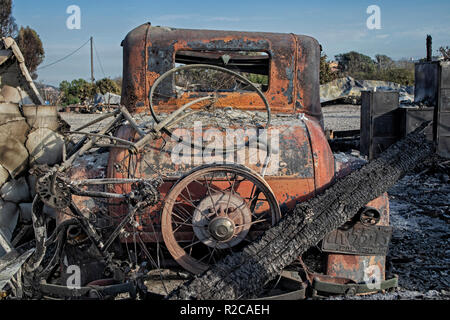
[{"left": 12, "top": 0, "right": 450, "bottom": 86}]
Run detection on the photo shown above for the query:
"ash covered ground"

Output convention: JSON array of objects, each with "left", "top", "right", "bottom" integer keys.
[
  {"left": 61, "top": 105, "right": 449, "bottom": 300},
  {"left": 323, "top": 105, "right": 450, "bottom": 300},
  {"left": 328, "top": 155, "right": 450, "bottom": 300}
]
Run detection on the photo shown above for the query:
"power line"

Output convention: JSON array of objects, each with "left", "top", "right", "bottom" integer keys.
[
  {"left": 93, "top": 39, "right": 107, "bottom": 79},
  {"left": 37, "top": 38, "right": 90, "bottom": 70}
]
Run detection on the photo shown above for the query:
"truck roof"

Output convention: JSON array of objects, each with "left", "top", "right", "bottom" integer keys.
[{"left": 121, "top": 23, "right": 322, "bottom": 120}]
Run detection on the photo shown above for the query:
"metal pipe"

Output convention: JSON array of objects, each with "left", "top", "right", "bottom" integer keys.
[
  {"left": 134, "top": 96, "right": 214, "bottom": 151},
  {"left": 120, "top": 106, "right": 146, "bottom": 138},
  {"left": 60, "top": 113, "right": 124, "bottom": 170},
  {"left": 426, "top": 35, "right": 432, "bottom": 62},
  {"left": 70, "top": 178, "right": 149, "bottom": 186},
  {"left": 90, "top": 36, "right": 94, "bottom": 83},
  {"left": 66, "top": 131, "right": 136, "bottom": 146},
  {"left": 67, "top": 225, "right": 83, "bottom": 240}
]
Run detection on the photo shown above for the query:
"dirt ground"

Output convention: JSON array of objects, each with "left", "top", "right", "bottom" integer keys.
[
  {"left": 59, "top": 112, "right": 114, "bottom": 132},
  {"left": 60, "top": 105, "right": 449, "bottom": 300},
  {"left": 322, "top": 104, "right": 361, "bottom": 131}
]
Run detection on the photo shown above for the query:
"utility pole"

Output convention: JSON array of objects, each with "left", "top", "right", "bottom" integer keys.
[{"left": 90, "top": 36, "right": 94, "bottom": 83}]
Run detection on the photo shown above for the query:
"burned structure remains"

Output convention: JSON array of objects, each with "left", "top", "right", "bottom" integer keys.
[
  {"left": 360, "top": 60, "right": 449, "bottom": 160},
  {"left": 0, "top": 24, "right": 441, "bottom": 300}
]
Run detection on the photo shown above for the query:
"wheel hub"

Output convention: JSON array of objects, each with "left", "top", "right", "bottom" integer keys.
[
  {"left": 192, "top": 192, "right": 252, "bottom": 249},
  {"left": 208, "top": 217, "right": 235, "bottom": 241}
]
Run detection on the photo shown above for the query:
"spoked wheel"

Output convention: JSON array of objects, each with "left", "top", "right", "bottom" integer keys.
[{"left": 161, "top": 164, "right": 281, "bottom": 275}]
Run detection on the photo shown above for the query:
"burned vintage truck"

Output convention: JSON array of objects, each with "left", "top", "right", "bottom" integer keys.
[
  {"left": 1, "top": 24, "right": 397, "bottom": 299},
  {"left": 108, "top": 24, "right": 390, "bottom": 294}
]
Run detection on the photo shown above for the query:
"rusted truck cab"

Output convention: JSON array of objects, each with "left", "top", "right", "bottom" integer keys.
[{"left": 110, "top": 23, "right": 391, "bottom": 292}]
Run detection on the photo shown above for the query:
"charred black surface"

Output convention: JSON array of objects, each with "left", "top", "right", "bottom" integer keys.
[{"left": 167, "top": 124, "right": 434, "bottom": 300}]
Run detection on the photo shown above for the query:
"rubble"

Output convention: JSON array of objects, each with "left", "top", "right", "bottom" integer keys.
[
  {"left": 0, "top": 166, "right": 9, "bottom": 186},
  {"left": 320, "top": 76, "right": 414, "bottom": 105},
  {"left": 0, "top": 25, "right": 447, "bottom": 302},
  {"left": 0, "top": 37, "right": 43, "bottom": 105},
  {"left": 26, "top": 128, "right": 64, "bottom": 166},
  {"left": 387, "top": 158, "right": 449, "bottom": 292},
  {"left": 94, "top": 92, "right": 121, "bottom": 106},
  {"left": 0, "top": 38, "right": 65, "bottom": 262}
]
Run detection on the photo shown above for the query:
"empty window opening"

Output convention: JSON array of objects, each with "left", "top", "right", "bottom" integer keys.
[{"left": 175, "top": 50, "right": 270, "bottom": 92}]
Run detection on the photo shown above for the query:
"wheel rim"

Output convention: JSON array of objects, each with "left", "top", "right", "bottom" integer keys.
[{"left": 161, "top": 164, "right": 281, "bottom": 274}]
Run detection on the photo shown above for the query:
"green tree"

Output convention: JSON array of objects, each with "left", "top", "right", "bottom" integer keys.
[
  {"left": 334, "top": 51, "right": 414, "bottom": 86},
  {"left": 59, "top": 79, "right": 95, "bottom": 105},
  {"left": 59, "top": 80, "right": 70, "bottom": 95},
  {"left": 59, "top": 80, "right": 79, "bottom": 105},
  {"left": 375, "top": 54, "right": 394, "bottom": 69},
  {"left": 72, "top": 78, "right": 95, "bottom": 101},
  {"left": 0, "top": 0, "right": 18, "bottom": 38},
  {"left": 335, "top": 51, "right": 376, "bottom": 78},
  {"left": 15, "top": 26, "right": 45, "bottom": 79},
  {"left": 320, "top": 53, "right": 338, "bottom": 84},
  {"left": 95, "top": 78, "right": 121, "bottom": 95}
]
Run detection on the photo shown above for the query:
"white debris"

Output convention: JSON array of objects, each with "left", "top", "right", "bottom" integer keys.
[
  {"left": 320, "top": 77, "right": 414, "bottom": 104},
  {"left": 94, "top": 92, "right": 121, "bottom": 105},
  {"left": 22, "top": 105, "right": 61, "bottom": 131},
  {"left": 26, "top": 128, "right": 64, "bottom": 166},
  {"left": 0, "top": 134, "right": 29, "bottom": 179}
]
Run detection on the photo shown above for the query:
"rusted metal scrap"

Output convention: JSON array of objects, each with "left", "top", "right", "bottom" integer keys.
[{"left": 167, "top": 124, "right": 433, "bottom": 300}]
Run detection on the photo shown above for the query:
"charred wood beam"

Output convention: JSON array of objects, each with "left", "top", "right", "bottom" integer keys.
[{"left": 167, "top": 123, "right": 434, "bottom": 300}]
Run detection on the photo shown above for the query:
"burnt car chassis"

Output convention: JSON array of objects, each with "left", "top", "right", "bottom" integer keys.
[{"left": 1, "top": 64, "right": 287, "bottom": 299}]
